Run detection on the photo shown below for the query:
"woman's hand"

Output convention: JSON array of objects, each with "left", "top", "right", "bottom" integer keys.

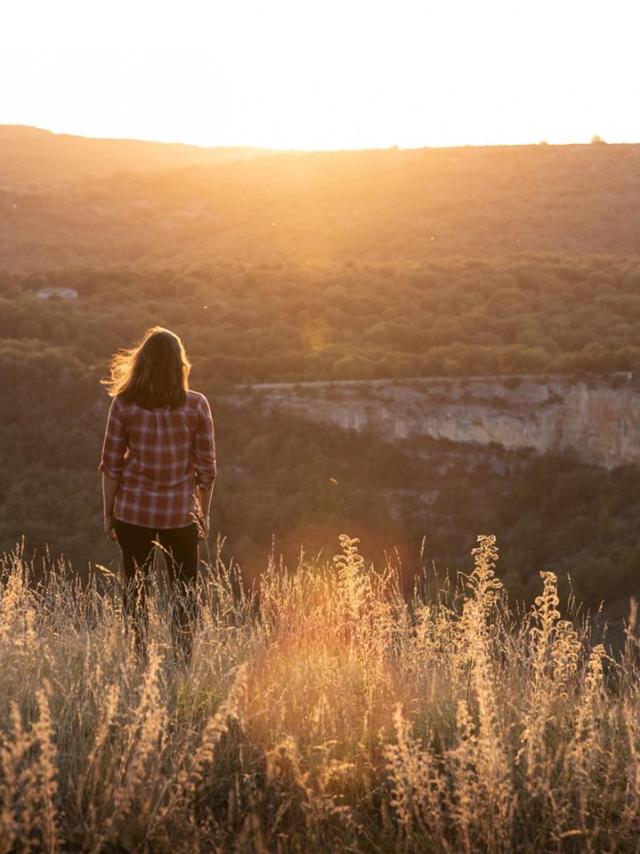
[
  {"left": 102, "top": 474, "right": 120, "bottom": 542},
  {"left": 104, "top": 513, "right": 117, "bottom": 542}
]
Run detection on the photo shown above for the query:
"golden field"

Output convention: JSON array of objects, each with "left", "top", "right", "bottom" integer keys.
[{"left": 0, "top": 534, "right": 638, "bottom": 852}]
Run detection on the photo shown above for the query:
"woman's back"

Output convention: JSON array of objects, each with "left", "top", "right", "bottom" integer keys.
[{"left": 100, "top": 389, "right": 216, "bottom": 530}]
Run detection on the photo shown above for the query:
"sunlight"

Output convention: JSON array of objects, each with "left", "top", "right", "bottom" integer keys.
[{"left": 2, "top": 0, "right": 640, "bottom": 149}]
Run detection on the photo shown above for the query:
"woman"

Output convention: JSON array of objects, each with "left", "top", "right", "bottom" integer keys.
[{"left": 99, "top": 327, "right": 217, "bottom": 660}]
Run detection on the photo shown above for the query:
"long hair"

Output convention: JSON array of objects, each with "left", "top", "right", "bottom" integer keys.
[{"left": 102, "top": 327, "right": 191, "bottom": 409}]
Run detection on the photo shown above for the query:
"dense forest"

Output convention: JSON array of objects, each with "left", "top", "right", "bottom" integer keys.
[
  {"left": 2, "top": 127, "right": 640, "bottom": 618},
  {"left": 3, "top": 255, "right": 640, "bottom": 383}
]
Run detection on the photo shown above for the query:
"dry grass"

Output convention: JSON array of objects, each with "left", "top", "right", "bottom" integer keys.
[{"left": 0, "top": 534, "right": 639, "bottom": 852}]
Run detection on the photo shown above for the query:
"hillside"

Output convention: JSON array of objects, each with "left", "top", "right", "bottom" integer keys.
[
  {"left": 0, "top": 125, "right": 274, "bottom": 187},
  {"left": 2, "top": 136, "right": 640, "bottom": 269}
]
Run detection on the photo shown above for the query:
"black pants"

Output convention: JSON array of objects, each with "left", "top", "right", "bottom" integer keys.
[{"left": 113, "top": 518, "right": 199, "bottom": 661}]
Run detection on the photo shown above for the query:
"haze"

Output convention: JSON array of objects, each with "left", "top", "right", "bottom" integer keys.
[{"left": 2, "top": 0, "right": 639, "bottom": 150}]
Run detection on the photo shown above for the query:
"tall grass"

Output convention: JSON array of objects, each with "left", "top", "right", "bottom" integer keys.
[{"left": 0, "top": 534, "right": 638, "bottom": 852}]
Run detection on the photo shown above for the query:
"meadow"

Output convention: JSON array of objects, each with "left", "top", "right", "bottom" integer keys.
[{"left": 1, "top": 533, "right": 638, "bottom": 852}]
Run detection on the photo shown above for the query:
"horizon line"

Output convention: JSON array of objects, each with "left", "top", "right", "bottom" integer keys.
[{"left": 2, "top": 123, "right": 638, "bottom": 154}]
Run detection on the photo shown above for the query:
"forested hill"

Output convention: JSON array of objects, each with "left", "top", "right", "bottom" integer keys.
[
  {"left": 0, "top": 125, "right": 274, "bottom": 186},
  {"left": 1, "top": 133, "right": 640, "bottom": 269}
]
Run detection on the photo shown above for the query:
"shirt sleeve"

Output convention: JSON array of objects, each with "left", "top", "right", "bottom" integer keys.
[
  {"left": 194, "top": 394, "right": 217, "bottom": 487},
  {"left": 99, "top": 396, "right": 128, "bottom": 480}
]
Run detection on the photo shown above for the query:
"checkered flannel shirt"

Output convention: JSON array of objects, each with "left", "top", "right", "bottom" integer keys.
[{"left": 99, "top": 390, "right": 217, "bottom": 530}]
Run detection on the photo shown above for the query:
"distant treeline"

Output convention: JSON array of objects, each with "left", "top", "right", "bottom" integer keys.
[{"left": 2, "top": 255, "right": 640, "bottom": 384}]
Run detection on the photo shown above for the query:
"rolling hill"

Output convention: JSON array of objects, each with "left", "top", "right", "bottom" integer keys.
[
  {"left": 0, "top": 130, "right": 639, "bottom": 271},
  {"left": 0, "top": 125, "right": 274, "bottom": 187}
]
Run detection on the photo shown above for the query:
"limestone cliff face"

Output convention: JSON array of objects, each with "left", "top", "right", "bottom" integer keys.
[{"left": 246, "top": 375, "right": 640, "bottom": 469}]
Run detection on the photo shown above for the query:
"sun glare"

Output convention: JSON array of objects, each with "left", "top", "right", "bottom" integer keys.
[{"left": 2, "top": 0, "right": 640, "bottom": 149}]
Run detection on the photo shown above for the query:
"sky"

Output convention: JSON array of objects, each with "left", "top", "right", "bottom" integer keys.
[{"left": 1, "top": 0, "right": 639, "bottom": 151}]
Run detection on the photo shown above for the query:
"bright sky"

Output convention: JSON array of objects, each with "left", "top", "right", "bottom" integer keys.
[{"left": 1, "top": 0, "right": 639, "bottom": 150}]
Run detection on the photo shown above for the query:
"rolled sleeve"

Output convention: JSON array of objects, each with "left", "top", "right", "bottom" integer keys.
[
  {"left": 99, "top": 396, "right": 128, "bottom": 480},
  {"left": 194, "top": 394, "right": 217, "bottom": 487}
]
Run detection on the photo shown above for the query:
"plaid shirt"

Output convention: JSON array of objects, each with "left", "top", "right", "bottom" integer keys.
[{"left": 99, "top": 390, "right": 217, "bottom": 530}]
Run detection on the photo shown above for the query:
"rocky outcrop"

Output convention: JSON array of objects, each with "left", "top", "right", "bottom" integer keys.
[{"left": 244, "top": 374, "right": 640, "bottom": 469}]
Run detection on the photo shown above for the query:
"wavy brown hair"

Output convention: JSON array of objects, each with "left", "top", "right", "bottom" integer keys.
[{"left": 102, "top": 327, "right": 191, "bottom": 409}]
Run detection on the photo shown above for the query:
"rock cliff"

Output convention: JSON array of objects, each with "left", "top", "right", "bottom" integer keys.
[{"left": 245, "top": 374, "right": 640, "bottom": 470}]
